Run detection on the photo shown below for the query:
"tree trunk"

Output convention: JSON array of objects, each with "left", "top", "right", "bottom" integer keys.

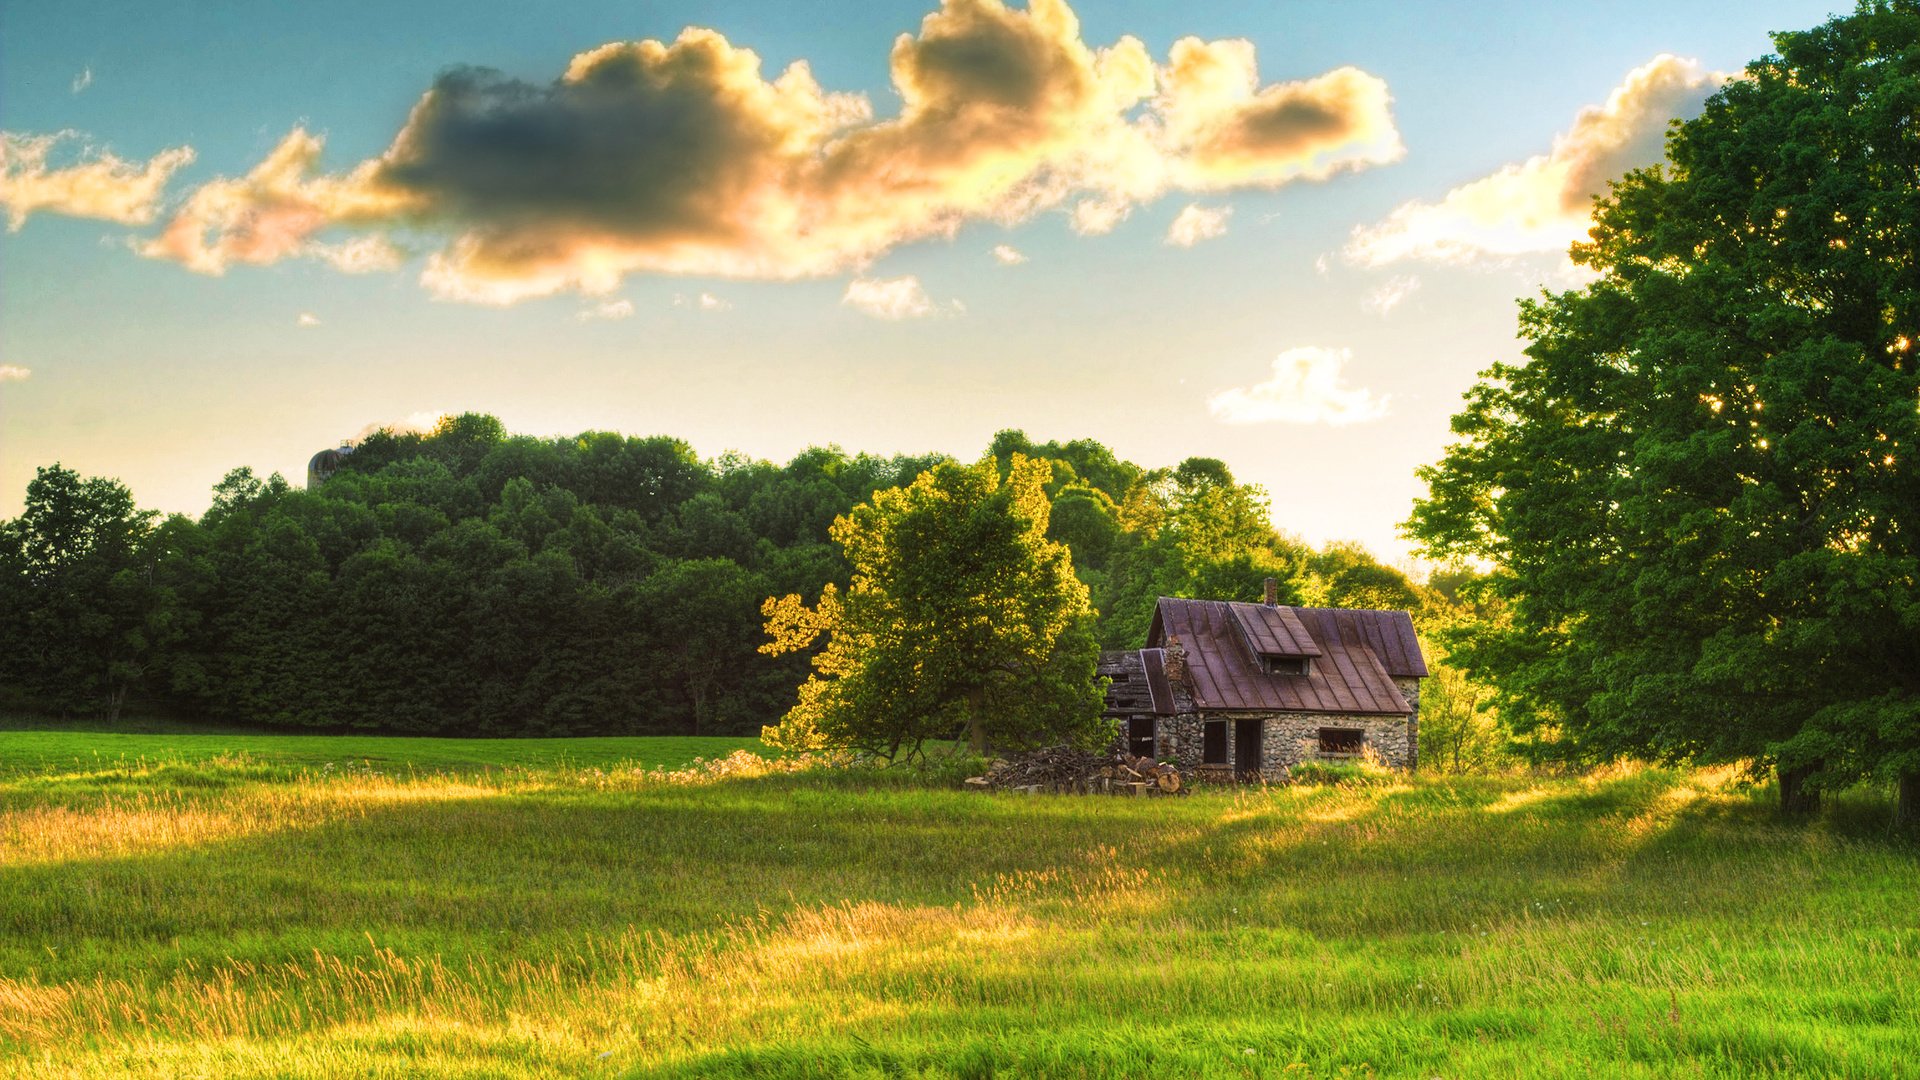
[
  {"left": 1779, "top": 761, "right": 1823, "bottom": 815},
  {"left": 965, "top": 690, "right": 987, "bottom": 755},
  {"left": 1897, "top": 771, "right": 1919, "bottom": 832}
]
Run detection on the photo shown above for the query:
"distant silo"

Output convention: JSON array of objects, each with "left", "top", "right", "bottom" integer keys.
[{"left": 307, "top": 445, "right": 353, "bottom": 489}]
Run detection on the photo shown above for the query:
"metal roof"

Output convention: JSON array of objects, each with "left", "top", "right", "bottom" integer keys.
[
  {"left": 1145, "top": 598, "right": 1424, "bottom": 715},
  {"left": 1226, "top": 602, "right": 1322, "bottom": 658},
  {"left": 1096, "top": 648, "right": 1176, "bottom": 715}
]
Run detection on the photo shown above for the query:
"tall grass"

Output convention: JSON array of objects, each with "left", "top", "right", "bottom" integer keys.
[{"left": 0, "top": 747, "right": 1913, "bottom": 1078}]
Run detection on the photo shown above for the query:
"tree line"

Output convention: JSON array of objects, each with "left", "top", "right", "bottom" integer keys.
[{"left": 2, "top": 418, "right": 1475, "bottom": 742}]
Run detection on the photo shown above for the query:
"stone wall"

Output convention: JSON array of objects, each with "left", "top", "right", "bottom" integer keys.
[
  {"left": 1130, "top": 708, "right": 1414, "bottom": 781},
  {"left": 1393, "top": 676, "right": 1421, "bottom": 772}
]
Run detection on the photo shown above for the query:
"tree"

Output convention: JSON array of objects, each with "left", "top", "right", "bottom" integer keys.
[
  {"left": 1408, "top": 2, "right": 1920, "bottom": 822},
  {"left": 760, "top": 455, "right": 1105, "bottom": 760},
  {"left": 0, "top": 465, "right": 164, "bottom": 718}
]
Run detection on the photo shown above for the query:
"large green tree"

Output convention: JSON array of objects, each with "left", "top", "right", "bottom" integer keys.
[
  {"left": 1408, "top": 2, "right": 1920, "bottom": 822},
  {"left": 761, "top": 455, "right": 1105, "bottom": 760},
  {"left": 0, "top": 465, "right": 173, "bottom": 718}
]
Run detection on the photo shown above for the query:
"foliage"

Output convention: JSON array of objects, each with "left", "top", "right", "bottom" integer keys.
[
  {"left": 1, "top": 750, "right": 1914, "bottom": 1076},
  {"left": 761, "top": 456, "right": 1106, "bottom": 759},
  {"left": 1407, "top": 3, "right": 1920, "bottom": 804},
  {"left": 3, "top": 418, "right": 1486, "bottom": 744},
  {"left": 0, "top": 465, "right": 172, "bottom": 719}
]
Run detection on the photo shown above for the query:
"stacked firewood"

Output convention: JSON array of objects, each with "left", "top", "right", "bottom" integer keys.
[{"left": 967, "top": 747, "right": 1184, "bottom": 795}]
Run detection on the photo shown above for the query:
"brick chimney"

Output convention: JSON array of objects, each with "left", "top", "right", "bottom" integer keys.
[{"left": 1263, "top": 577, "right": 1279, "bottom": 607}]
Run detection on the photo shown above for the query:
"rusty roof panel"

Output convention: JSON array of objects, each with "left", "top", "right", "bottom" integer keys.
[
  {"left": 1226, "top": 602, "right": 1322, "bottom": 658},
  {"left": 1147, "top": 597, "right": 1418, "bottom": 715}
]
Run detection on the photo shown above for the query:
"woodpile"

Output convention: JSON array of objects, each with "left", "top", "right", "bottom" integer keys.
[{"left": 968, "top": 746, "right": 1185, "bottom": 796}]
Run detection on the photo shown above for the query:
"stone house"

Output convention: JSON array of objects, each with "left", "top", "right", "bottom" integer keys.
[{"left": 1098, "top": 585, "right": 1425, "bottom": 780}]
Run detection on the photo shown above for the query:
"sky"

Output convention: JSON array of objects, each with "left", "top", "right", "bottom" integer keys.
[{"left": 0, "top": 0, "right": 1844, "bottom": 565}]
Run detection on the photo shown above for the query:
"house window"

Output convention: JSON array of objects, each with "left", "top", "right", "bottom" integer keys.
[
  {"left": 1203, "top": 720, "right": 1228, "bottom": 764},
  {"left": 1127, "top": 717, "right": 1156, "bottom": 758},
  {"left": 1263, "top": 656, "right": 1309, "bottom": 676},
  {"left": 1318, "top": 727, "right": 1364, "bottom": 755}
]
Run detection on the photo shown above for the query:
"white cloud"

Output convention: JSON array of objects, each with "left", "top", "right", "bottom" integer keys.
[
  {"left": 71, "top": 68, "right": 92, "bottom": 95},
  {"left": 1346, "top": 55, "right": 1723, "bottom": 267},
  {"left": 842, "top": 275, "right": 957, "bottom": 320},
  {"left": 1166, "top": 203, "right": 1231, "bottom": 246},
  {"left": 1069, "top": 196, "right": 1132, "bottom": 236},
  {"left": 309, "top": 234, "right": 403, "bottom": 274},
  {"left": 0, "top": 364, "right": 30, "bottom": 382},
  {"left": 673, "top": 291, "right": 731, "bottom": 311},
  {"left": 991, "top": 244, "right": 1028, "bottom": 265},
  {"left": 296, "top": 312, "right": 321, "bottom": 327},
  {"left": 576, "top": 298, "right": 635, "bottom": 320},
  {"left": 0, "top": 130, "right": 194, "bottom": 230},
  {"left": 1208, "top": 346, "right": 1388, "bottom": 425},
  {"left": 137, "top": 1, "right": 1403, "bottom": 302},
  {"left": 1363, "top": 275, "right": 1420, "bottom": 315}
]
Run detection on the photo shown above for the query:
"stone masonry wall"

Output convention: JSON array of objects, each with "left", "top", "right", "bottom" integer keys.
[
  {"left": 1145, "top": 710, "right": 1415, "bottom": 782},
  {"left": 1393, "top": 676, "right": 1421, "bottom": 772}
]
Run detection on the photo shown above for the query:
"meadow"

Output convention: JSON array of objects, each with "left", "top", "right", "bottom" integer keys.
[{"left": 0, "top": 731, "right": 1914, "bottom": 1078}]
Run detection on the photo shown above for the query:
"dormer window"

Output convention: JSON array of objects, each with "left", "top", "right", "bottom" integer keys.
[{"left": 1262, "top": 655, "right": 1310, "bottom": 676}]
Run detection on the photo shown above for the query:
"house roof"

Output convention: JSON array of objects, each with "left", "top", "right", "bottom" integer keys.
[
  {"left": 1145, "top": 598, "right": 1425, "bottom": 716},
  {"left": 1096, "top": 647, "right": 1176, "bottom": 715}
]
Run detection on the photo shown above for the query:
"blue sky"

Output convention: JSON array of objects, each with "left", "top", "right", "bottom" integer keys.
[{"left": 0, "top": 0, "right": 1842, "bottom": 563}]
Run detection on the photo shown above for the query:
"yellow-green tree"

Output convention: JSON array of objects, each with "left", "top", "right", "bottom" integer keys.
[{"left": 761, "top": 455, "right": 1105, "bottom": 760}]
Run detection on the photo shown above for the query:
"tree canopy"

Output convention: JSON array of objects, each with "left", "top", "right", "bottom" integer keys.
[
  {"left": 760, "top": 455, "right": 1105, "bottom": 759},
  {"left": 1407, "top": 2, "right": 1920, "bottom": 816},
  {"left": 3, "top": 416, "right": 1440, "bottom": 744}
]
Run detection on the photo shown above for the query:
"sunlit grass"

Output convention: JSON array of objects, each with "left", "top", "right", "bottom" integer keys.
[{"left": 0, "top": 744, "right": 1913, "bottom": 1078}]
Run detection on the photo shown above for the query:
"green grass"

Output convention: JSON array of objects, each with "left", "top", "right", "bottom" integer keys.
[
  {"left": 0, "top": 722, "right": 767, "bottom": 776},
  {"left": 0, "top": 740, "right": 1914, "bottom": 1078}
]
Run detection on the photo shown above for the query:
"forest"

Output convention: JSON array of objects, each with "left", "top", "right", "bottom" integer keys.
[{"left": 0, "top": 418, "right": 1484, "bottom": 744}]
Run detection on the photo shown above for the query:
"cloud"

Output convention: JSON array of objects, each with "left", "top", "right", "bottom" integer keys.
[
  {"left": 0, "top": 364, "right": 30, "bottom": 382},
  {"left": 1362, "top": 274, "right": 1419, "bottom": 314},
  {"left": 72, "top": 68, "right": 93, "bottom": 95},
  {"left": 991, "top": 243, "right": 1027, "bottom": 265},
  {"left": 672, "top": 291, "right": 731, "bottom": 311},
  {"left": 1208, "top": 346, "right": 1388, "bottom": 425},
  {"left": 1155, "top": 41, "right": 1402, "bottom": 191},
  {"left": 1166, "top": 203, "right": 1230, "bottom": 246},
  {"left": 843, "top": 274, "right": 957, "bottom": 319},
  {"left": 576, "top": 298, "right": 635, "bottom": 320},
  {"left": 296, "top": 312, "right": 321, "bottom": 327},
  {"left": 310, "top": 234, "right": 404, "bottom": 273},
  {"left": 137, "top": 128, "right": 411, "bottom": 274},
  {"left": 0, "top": 131, "right": 195, "bottom": 230},
  {"left": 1346, "top": 55, "right": 1722, "bottom": 267},
  {"left": 354, "top": 410, "right": 448, "bottom": 441},
  {"left": 141, "top": 0, "right": 1402, "bottom": 302}
]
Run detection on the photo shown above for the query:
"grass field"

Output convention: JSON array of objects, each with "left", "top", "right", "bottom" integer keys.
[
  {"left": 0, "top": 735, "right": 1915, "bottom": 1078},
  {"left": 0, "top": 723, "right": 768, "bottom": 775}
]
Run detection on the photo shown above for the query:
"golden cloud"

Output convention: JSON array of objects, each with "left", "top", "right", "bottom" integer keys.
[
  {"left": 0, "top": 131, "right": 193, "bottom": 230},
  {"left": 1346, "top": 55, "right": 1722, "bottom": 266},
  {"left": 138, "top": 0, "right": 1402, "bottom": 302}
]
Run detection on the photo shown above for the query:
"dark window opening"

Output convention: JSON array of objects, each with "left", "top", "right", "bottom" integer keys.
[
  {"left": 1234, "top": 718, "right": 1264, "bottom": 777},
  {"left": 1202, "top": 720, "right": 1228, "bottom": 764},
  {"left": 1318, "top": 727, "right": 1364, "bottom": 755},
  {"left": 1263, "top": 656, "right": 1309, "bottom": 676},
  {"left": 1108, "top": 673, "right": 1132, "bottom": 683},
  {"left": 1127, "top": 717, "right": 1156, "bottom": 758}
]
